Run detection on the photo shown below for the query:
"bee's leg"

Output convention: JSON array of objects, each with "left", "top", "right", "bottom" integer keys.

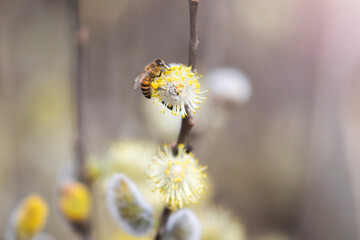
[{"left": 159, "top": 68, "right": 172, "bottom": 76}]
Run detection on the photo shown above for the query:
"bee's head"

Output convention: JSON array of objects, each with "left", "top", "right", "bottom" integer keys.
[{"left": 155, "top": 59, "right": 165, "bottom": 67}]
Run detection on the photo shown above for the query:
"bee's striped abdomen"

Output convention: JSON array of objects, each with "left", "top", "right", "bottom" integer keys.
[{"left": 141, "top": 77, "right": 152, "bottom": 99}]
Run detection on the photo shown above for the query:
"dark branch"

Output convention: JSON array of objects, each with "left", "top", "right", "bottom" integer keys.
[
  {"left": 177, "top": 110, "right": 195, "bottom": 145},
  {"left": 171, "top": 0, "right": 199, "bottom": 155},
  {"left": 181, "top": 0, "right": 199, "bottom": 145},
  {"left": 71, "top": 0, "right": 92, "bottom": 239},
  {"left": 188, "top": 0, "right": 200, "bottom": 70},
  {"left": 172, "top": 106, "right": 195, "bottom": 155},
  {"left": 154, "top": 1, "right": 200, "bottom": 239},
  {"left": 73, "top": 0, "right": 86, "bottom": 184},
  {"left": 154, "top": 207, "right": 172, "bottom": 240}
]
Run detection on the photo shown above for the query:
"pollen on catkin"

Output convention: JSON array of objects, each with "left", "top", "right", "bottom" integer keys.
[
  {"left": 147, "top": 144, "right": 208, "bottom": 210},
  {"left": 152, "top": 64, "right": 207, "bottom": 118}
]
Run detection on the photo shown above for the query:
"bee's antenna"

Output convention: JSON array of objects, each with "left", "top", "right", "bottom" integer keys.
[{"left": 166, "top": 63, "right": 171, "bottom": 68}]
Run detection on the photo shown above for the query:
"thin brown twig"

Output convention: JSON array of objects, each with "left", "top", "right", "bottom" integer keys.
[
  {"left": 154, "top": 207, "right": 172, "bottom": 240},
  {"left": 172, "top": 0, "right": 199, "bottom": 154},
  {"left": 73, "top": 0, "right": 86, "bottom": 183},
  {"left": 71, "top": 0, "right": 92, "bottom": 239},
  {"left": 172, "top": 105, "right": 195, "bottom": 155},
  {"left": 155, "top": 1, "right": 200, "bottom": 239},
  {"left": 188, "top": 0, "right": 200, "bottom": 70},
  {"left": 175, "top": 0, "right": 199, "bottom": 149}
]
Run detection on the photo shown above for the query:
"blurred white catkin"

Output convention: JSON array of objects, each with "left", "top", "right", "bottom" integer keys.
[
  {"left": 106, "top": 174, "right": 154, "bottom": 237},
  {"left": 163, "top": 208, "right": 201, "bottom": 240}
]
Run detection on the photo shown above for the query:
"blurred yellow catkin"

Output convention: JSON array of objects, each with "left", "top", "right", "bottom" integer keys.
[
  {"left": 16, "top": 194, "right": 49, "bottom": 239},
  {"left": 58, "top": 182, "right": 91, "bottom": 223}
]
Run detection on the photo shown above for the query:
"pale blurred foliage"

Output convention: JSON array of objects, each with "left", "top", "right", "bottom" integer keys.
[
  {"left": 104, "top": 140, "right": 157, "bottom": 181},
  {"left": 1, "top": 0, "right": 360, "bottom": 239},
  {"left": 196, "top": 205, "right": 246, "bottom": 240},
  {"left": 97, "top": 140, "right": 163, "bottom": 211}
]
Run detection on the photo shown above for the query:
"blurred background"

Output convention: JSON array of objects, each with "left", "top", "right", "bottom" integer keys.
[{"left": 1, "top": 0, "right": 360, "bottom": 239}]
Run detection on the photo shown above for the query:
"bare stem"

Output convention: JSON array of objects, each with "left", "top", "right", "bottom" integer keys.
[
  {"left": 172, "top": 106, "right": 195, "bottom": 155},
  {"left": 171, "top": 0, "right": 199, "bottom": 154},
  {"left": 188, "top": 0, "right": 200, "bottom": 69},
  {"left": 154, "top": 207, "right": 172, "bottom": 240},
  {"left": 71, "top": 0, "right": 92, "bottom": 239},
  {"left": 175, "top": 0, "right": 199, "bottom": 150},
  {"left": 154, "top": 1, "right": 200, "bottom": 239},
  {"left": 73, "top": 0, "right": 86, "bottom": 183}
]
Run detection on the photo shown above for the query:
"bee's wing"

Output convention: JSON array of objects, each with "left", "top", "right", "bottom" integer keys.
[
  {"left": 134, "top": 71, "right": 149, "bottom": 89},
  {"left": 133, "top": 70, "right": 152, "bottom": 89}
]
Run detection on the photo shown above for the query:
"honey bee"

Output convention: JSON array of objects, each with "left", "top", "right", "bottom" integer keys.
[{"left": 134, "top": 58, "right": 170, "bottom": 99}]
